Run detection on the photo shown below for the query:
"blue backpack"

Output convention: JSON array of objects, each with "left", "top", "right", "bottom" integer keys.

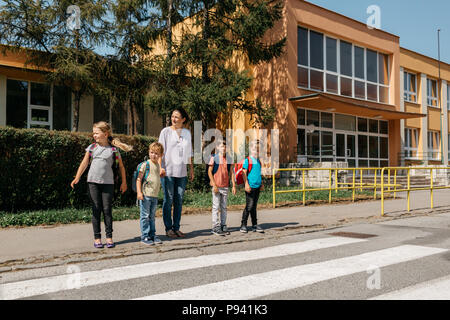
[{"left": 132, "top": 160, "right": 151, "bottom": 193}]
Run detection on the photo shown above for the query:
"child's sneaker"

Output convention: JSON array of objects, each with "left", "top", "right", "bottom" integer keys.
[
  {"left": 221, "top": 225, "right": 230, "bottom": 235},
  {"left": 212, "top": 227, "right": 225, "bottom": 236},
  {"left": 252, "top": 225, "right": 264, "bottom": 233},
  {"left": 141, "top": 237, "right": 154, "bottom": 245},
  {"left": 240, "top": 225, "right": 248, "bottom": 233},
  {"left": 152, "top": 236, "right": 162, "bottom": 244}
]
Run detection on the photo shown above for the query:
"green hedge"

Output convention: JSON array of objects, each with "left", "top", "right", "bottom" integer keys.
[
  {"left": 0, "top": 127, "right": 157, "bottom": 212},
  {"left": 0, "top": 127, "right": 218, "bottom": 213}
]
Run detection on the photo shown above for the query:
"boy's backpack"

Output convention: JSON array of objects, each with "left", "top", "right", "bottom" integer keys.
[
  {"left": 89, "top": 143, "right": 120, "bottom": 183},
  {"left": 205, "top": 154, "right": 232, "bottom": 186},
  {"left": 234, "top": 156, "right": 260, "bottom": 185},
  {"left": 132, "top": 160, "right": 151, "bottom": 193}
]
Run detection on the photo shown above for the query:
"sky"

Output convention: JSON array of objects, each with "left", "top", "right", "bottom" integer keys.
[
  {"left": 306, "top": 0, "right": 450, "bottom": 64},
  {"left": 0, "top": 0, "right": 449, "bottom": 63}
]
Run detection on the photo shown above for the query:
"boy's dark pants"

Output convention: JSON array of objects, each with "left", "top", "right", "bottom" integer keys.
[
  {"left": 88, "top": 183, "right": 114, "bottom": 239},
  {"left": 241, "top": 187, "right": 261, "bottom": 227}
]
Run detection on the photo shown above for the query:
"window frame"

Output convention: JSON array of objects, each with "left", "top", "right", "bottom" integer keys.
[
  {"left": 427, "top": 131, "right": 440, "bottom": 160},
  {"left": 297, "top": 26, "right": 390, "bottom": 105},
  {"left": 404, "top": 127, "right": 419, "bottom": 160},
  {"left": 404, "top": 71, "right": 417, "bottom": 103},
  {"left": 427, "top": 78, "right": 438, "bottom": 108}
]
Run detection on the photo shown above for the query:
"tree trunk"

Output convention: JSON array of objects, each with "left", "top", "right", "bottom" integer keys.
[{"left": 72, "top": 91, "right": 81, "bottom": 132}]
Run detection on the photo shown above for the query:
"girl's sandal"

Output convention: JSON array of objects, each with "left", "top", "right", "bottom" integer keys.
[
  {"left": 106, "top": 241, "right": 115, "bottom": 248},
  {"left": 94, "top": 242, "right": 104, "bottom": 249}
]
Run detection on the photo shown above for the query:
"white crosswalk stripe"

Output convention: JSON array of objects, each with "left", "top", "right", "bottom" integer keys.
[
  {"left": 0, "top": 236, "right": 365, "bottom": 300},
  {"left": 370, "top": 275, "right": 450, "bottom": 300},
  {"left": 135, "top": 245, "right": 447, "bottom": 300}
]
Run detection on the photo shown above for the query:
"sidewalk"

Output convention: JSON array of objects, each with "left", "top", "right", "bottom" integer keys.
[{"left": 1, "top": 190, "right": 450, "bottom": 271}]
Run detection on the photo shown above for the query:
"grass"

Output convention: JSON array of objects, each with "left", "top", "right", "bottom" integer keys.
[{"left": 0, "top": 186, "right": 375, "bottom": 227}]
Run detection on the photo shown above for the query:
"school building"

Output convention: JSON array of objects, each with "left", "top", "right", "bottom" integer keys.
[
  {"left": 1, "top": 0, "right": 450, "bottom": 168},
  {"left": 0, "top": 45, "right": 163, "bottom": 136}
]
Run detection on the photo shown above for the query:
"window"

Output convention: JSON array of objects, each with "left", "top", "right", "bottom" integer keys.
[
  {"left": 6, "top": 80, "right": 28, "bottom": 128},
  {"left": 427, "top": 78, "right": 438, "bottom": 107},
  {"left": 405, "top": 128, "right": 419, "bottom": 159},
  {"left": 326, "top": 37, "right": 337, "bottom": 72},
  {"left": 6, "top": 79, "right": 71, "bottom": 130},
  {"left": 310, "top": 31, "right": 323, "bottom": 70},
  {"left": 335, "top": 114, "right": 356, "bottom": 131},
  {"left": 296, "top": 108, "right": 388, "bottom": 166},
  {"left": 297, "top": 26, "right": 390, "bottom": 104},
  {"left": 428, "top": 131, "right": 440, "bottom": 160},
  {"left": 404, "top": 72, "right": 417, "bottom": 102}
]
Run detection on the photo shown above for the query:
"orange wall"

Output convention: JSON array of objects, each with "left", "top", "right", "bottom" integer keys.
[{"left": 251, "top": 0, "right": 401, "bottom": 163}]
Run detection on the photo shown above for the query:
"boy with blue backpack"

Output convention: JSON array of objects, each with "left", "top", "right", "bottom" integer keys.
[
  {"left": 240, "top": 139, "right": 264, "bottom": 233},
  {"left": 208, "top": 139, "right": 236, "bottom": 236},
  {"left": 136, "top": 142, "right": 164, "bottom": 245}
]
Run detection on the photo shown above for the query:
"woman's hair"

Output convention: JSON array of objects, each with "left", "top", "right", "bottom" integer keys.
[
  {"left": 93, "top": 121, "right": 133, "bottom": 152},
  {"left": 172, "top": 107, "right": 189, "bottom": 124}
]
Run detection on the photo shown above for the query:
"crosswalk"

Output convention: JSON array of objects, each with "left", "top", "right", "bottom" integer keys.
[{"left": 0, "top": 235, "right": 449, "bottom": 300}]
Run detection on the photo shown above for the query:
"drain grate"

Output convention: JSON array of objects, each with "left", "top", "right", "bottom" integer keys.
[{"left": 329, "top": 232, "right": 377, "bottom": 239}]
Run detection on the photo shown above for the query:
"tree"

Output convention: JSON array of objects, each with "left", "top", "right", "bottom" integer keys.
[
  {"left": 0, "top": 0, "right": 112, "bottom": 131},
  {"left": 145, "top": 0, "right": 286, "bottom": 130}
]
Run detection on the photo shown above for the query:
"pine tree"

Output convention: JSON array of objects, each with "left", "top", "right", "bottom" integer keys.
[{"left": 145, "top": 0, "right": 286, "bottom": 130}]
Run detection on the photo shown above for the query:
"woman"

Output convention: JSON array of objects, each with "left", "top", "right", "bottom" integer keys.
[{"left": 158, "top": 108, "right": 194, "bottom": 238}]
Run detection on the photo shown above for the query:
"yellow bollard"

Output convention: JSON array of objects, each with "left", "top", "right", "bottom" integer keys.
[
  {"left": 381, "top": 168, "right": 385, "bottom": 216},
  {"left": 272, "top": 169, "right": 276, "bottom": 208},
  {"left": 430, "top": 168, "right": 434, "bottom": 209},
  {"left": 407, "top": 168, "right": 411, "bottom": 212},
  {"left": 360, "top": 169, "right": 363, "bottom": 191},
  {"left": 352, "top": 170, "right": 356, "bottom": 202},
  {"left": 329, "top": 169, "right": 332, "bottom": 204},
  {"left": 388, "top": 169, "right": 391, "bottom": 192},
  {"left": 335, "top": 169, "right": 338, "bottom": 194},
  {"left": 394, "top": 169, "right": 397, "bottom": 199},
  {"left": 302, "top": 170, "right": 305, "bottom": 206},
  {"left": 373, "top": 169, "right": 377, "bottom": 200}
]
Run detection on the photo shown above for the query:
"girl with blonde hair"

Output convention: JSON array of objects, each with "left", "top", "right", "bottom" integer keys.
[{"left": 71, "top": 121, "right": 132, "bottom": 248}]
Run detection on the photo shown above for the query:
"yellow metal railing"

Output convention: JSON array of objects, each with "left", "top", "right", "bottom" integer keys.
[
  {"left": 380, "top": 167, "right": 450, "bottom": 216},
  {"left": 272, "top": 167, "right": 383, "bottom": 208}
]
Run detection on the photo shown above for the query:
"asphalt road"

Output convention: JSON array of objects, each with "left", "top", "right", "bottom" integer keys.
[{"left": 1, "top": 211, "right": 450, "bottom": 301}]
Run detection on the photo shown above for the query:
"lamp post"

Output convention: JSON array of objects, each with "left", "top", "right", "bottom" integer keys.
[{"left": 438, "top": 29, "right": 443, "bottom": 164}]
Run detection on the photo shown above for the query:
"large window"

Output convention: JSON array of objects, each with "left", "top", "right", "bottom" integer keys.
[
  {"left": 405, "top": 128, "right": 419, "bottom": 159},
  {"left": 6, "top": 79, "right": 71, "bottom": 130},
  {"left": 296, "top": 108, "right": 388, "bottom": 166},
  {"left": 297, "top": 26, "right": 390, "bottom": 104},
  {"left": 404, "top": 72, "right": 417, "bottom": 103},
  {"left": 427, "top": 78, "right": 438, "bottom": 107},
  {"left": 428, "top": 131, "right": 440, "bottom": 160}
]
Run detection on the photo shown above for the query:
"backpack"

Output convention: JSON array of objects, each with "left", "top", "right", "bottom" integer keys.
[
  {"left": 234, "top": 156, "right": 260, "bottom": 185},
  {"left": 89, "top": 143, "right": 120, "bottom": 183},
  {"left": 205, "top": 154, "right": 232, "bottom": 186},
  {"left": 132, "top": 160, "right": 151, "bottom": 193}
]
